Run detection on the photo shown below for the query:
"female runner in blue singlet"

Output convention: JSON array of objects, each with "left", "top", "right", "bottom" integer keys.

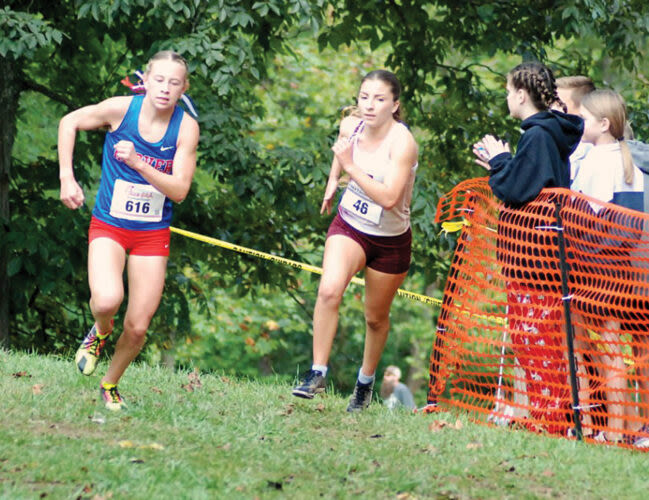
[{"left": 58, "top": 50, "right": 199, "bottom": 410}]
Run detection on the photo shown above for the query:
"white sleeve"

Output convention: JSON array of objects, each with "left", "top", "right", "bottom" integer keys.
[{"left": 572, "top": 154, "right": 614, "bottom": 213}]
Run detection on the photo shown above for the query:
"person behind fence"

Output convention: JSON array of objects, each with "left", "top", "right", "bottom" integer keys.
[
  {"left": 570, "top": 89, "right": 649, "bottom": 445},
  {"left": 291, "top": 69, "right": 419, "bottom": 412},
  {"left": 555, "top": 76, "right": 596, "bottom": 184},
  {"left": 380, "top": 365, "right": 416, "bottom": 410},
  {"left": 58, "top": 50, "right": 199, "bottom": 411},
  {"left": 472, "top": 61, "right": 583, "bottom": 434},
  {"left": 553, "top": 74, "right": 599, "bottom": 434}
]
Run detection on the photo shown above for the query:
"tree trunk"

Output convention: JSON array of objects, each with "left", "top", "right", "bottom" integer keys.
[{"left": 0, "top": 56, "right": 20, "bottom": 347}]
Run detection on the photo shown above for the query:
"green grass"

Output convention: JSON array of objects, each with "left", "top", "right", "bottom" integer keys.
[{"left": 1, "top": 350, "right": 648, "bottom": 499}]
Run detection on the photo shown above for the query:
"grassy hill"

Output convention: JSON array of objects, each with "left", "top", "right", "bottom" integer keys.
[{"left": 1, "top": 349, "right": 648, "bottom": 499}]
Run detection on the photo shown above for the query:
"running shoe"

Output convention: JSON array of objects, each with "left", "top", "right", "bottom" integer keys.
[
  {"left": 75, "top": 324, "right": 107, "bottom": 376},
  {"left": 100, "top": 382, "right": 126, "bottom": 411},
  {"left": 346, "top": 379, "right": 374, "bottom": 412},
  {"left": 292, "top": 370, "right": 326, "bottom": 399}
]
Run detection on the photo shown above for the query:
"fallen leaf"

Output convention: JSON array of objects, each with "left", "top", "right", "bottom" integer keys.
[
  {"left": 428, "top": 420, "right": 447, "bottom": 432},
  {"left": 188, "top": 369, "right": 202, "bottom": 386},
  {"left": 397, "top": 493, "right": 411, "bottom": 500},
  {"left": 118, "top": 440, "right": 135, "bottom": 448},
  {"left": 138, "top": 443, "right": 164, "bottom": 451},
  {"left": 542, "top": 469, "right": 554, "bottom": 477},
  {"left": 453, "top": 419, "right": 463, "bottom": 430},
  {"left": 12, "top": 371, "right": 31, "bottom": 378},
  {"left": 32, "top": 384, "right": 44, "bottom": 395},
  {"left": 83, "top": 485, "right": 93, "bottom": 493},
  {"left": 91, "top": 494, "right": 113, "bottom": 500},
  {"left": 315, "top": 403, "right": 325, "bottom": 412},
  {"left": 466, "top": 442, "right": 482, "bottom": 450},
  {"left": 150, "top": 387, "right": 163, "bottom": 394},
  {"left": 181, "top": 369, "right": 202, "bottom": 392},
  {"left": 280, "top": 404, "right": 295, "bottom": 416}
]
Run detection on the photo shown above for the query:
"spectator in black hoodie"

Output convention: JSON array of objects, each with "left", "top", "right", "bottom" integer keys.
[{"left": 472, "top": 61, "right": 583, "bottom": 434}]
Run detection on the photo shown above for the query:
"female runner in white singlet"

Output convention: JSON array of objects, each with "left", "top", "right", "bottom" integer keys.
[{"left": 292, "top": 70, "right": 419, "bottom": 411}]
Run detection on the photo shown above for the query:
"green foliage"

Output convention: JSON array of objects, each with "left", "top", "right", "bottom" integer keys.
[
  {"left": 8, "top": 0, "right": 649, "bottom": 387},
  {"left": 6, "top": 0, "right": 331, "bottom": 354},
  {"left": 0, "top": 6, "right": 63, "bottom": 59}
]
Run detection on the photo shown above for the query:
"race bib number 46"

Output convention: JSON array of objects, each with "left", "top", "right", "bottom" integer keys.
[
  {"left": 110, "top": 179, "right": 165, "bottom": 222},
  {"left": 339, "top": 183, "right": 383, "bottom": 225}
]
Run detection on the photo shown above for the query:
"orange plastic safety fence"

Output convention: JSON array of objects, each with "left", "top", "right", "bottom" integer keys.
[{"left": 428, "top": 177, "right": 649, "bottom": 449}]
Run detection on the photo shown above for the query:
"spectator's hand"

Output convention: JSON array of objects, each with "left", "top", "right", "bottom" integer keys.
[
  {"left": 482, "top": 134, "right": 510, "bottom": 156},
  {"left": 473, "top": 135, "right": 510, "bottom": 170},
  {"left": 472, "top": 140, "right": 491, "bottom": 171}
]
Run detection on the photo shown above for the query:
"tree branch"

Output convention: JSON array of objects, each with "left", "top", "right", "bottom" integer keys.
[{"left": 21, "top": 78, "right": 76, "bottom": 110}]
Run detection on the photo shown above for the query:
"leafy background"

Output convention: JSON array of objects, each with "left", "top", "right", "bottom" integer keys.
[{"left": 4, "top": 0, "right": 649, "bottom": 402}]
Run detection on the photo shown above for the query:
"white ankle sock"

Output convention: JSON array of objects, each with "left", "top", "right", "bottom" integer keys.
[
  {"left": 358, "top": 368, "right": 375, "bottom": 385},
  {"left": 312, "top": 364, "right": 328, "bottom": 377}
]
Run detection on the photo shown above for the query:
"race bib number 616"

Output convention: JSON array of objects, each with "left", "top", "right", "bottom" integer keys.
[{"left": 109, "top": 179, "right": 165, "bottom": 222}]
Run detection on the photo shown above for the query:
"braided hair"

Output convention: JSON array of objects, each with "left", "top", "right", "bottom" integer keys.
[{"left": 508, "top": 62, "right": 566, "bottom": 113}]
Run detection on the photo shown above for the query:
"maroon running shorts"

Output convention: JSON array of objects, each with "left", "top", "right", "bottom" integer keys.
[{"left": 326, "top": 213, "right": 411, "bottom": 274}]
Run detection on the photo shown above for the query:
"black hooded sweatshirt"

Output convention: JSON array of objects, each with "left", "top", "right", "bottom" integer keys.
[
  {"left": 488, "top": 110, "right": 584, "bottom": 205},
  {"left": 487, "top": 110, "right": 584, "bottom": 287}
]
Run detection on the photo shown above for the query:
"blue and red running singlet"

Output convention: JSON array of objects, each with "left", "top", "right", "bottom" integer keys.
[{"left": 92, "top": 95, "right": 184, "bottom": 230}]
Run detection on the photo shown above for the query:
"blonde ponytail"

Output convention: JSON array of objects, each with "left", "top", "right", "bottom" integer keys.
[
  {"left": 581, "top": 89, "right": 634, "bottom": 185},
  {"left": 619, "top": 139, "right": 634, "bottom": 185}
]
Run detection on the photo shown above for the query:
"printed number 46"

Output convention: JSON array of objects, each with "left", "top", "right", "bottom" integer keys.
[{"left": 353, "top": 199, "right": 368, "bottom": 215}]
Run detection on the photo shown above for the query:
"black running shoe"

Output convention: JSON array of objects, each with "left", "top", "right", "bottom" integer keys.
[
  {"left": 346, "top": 379, "right": 374, "bottom": 412},
  {"left": 292, "top": 370, "right": 326, "bottom": 399}
]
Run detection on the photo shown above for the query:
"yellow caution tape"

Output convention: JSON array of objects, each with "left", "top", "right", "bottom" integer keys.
[
  {"left": 440, "top": 219, "right": 470, "bottom": 235},
  {"left": 170, "top": 226, "right": 505, "bottom": 325},
  {"left": 170, "top": 226, "right": 440, "bottom": 306}
]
